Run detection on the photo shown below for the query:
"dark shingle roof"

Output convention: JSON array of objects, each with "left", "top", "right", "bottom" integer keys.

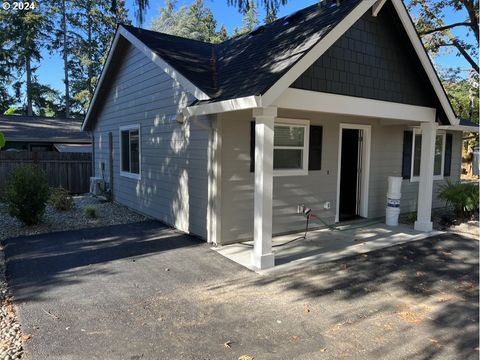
[
  {"left": 0, "top": 115, "right": 91, "bottom": 143},
  {"left": 459, "top": 118, "right": 479, "bottom": 129},
  {"left": 122, "top": 0, "right": 362, "bottom": 103}
]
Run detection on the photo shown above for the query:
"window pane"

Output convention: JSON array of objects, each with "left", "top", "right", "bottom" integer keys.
[
  {"left": 274, "top": 149, "right": 303, "bottom": 169},
  {"left": 434, "top": 134, "right": 443, "bottom": 176},
  {"left": 121, "top": 131, "right": 130, "bottom": 172},
  {"left": 413, "top": 134, "right": 422, "bottom": 177},
  {"left": 130, "top": 130, "right": 140, "bottom": 174},
  {"left": 274, "top": 125, "right": 304, "bottom": 147}
]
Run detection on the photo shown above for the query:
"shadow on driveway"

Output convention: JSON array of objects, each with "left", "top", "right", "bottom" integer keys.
[
  {"left": 2, "top": 224, "right": 478, "bottom": 359},
  {"left": 3, "top": 221, "right": 203, "bottom": 302}
]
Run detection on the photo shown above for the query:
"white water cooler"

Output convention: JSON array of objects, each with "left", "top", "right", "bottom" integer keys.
[{"left": 386, "top": 176, "right": 402, "bottom": 226}]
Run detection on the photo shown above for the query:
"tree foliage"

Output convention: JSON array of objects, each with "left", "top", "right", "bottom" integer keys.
[
  {"left": 233, "top": 0, "right": 260, "bottom": 36},
  {"left": 68, "top": 0, "right": 128, "bottom": 112},
  {"left": 441, "top": 68, "right": 479, "bottom": 121},
  {"left": 0, "top": 3, "right": 53, "bottom": 115},
  {"left": 406, "top": 0, "right": 479, "bottom": 74},
  {"left": 150, "top": 0, "right": 228, "bottom": 43}
]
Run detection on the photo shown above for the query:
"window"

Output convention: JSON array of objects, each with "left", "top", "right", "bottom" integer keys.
[
  {"left": 411, "top": 128, "right": 445, "bottom": 181},
  {"left": 273, "top": 119, "right": 309, "bottom": 176},
  {"left": 120, "top": 125, "right": 140, "bottom": 179}
]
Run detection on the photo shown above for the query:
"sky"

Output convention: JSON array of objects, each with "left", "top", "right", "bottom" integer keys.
[{"left": 36, "top": 0, "right": 473, "bottom": 94}]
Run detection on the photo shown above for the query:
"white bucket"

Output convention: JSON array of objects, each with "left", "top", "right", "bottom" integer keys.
[
  {"left": 386, "top": 176, "right": 402, "bottom": 226},
  {"left": 387, "top": 176, "right": 403, "bottom": 199},
  {"left": 386, "top": 206, "right": 400, "bottom": 226}
]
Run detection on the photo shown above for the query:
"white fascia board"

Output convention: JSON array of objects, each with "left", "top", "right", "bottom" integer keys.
[
  {"left": 118, "top": 27, "right": 210, "bottom": 101},
  {"left": 439, "top": 125, "right": 479, "bottom": 133},
  {"left": 390, "top": 0, "right": 458, "bottom": 126},
  {"left": 372, "top": 0, "right": 387, "bottom": 17},
  {"left": 81, "top": 29, "right": 122, "bottom": 131},
  {"left": 261, "top": 0, "right": 377, "bottom": 107},
  {"left": 81, "top": 26, "right": 211, "bottom": 131},
  {"left": 275, "top": 88, "right": 437, "bottom": 122},
  {"left": 186, "top": 95, "right": 262, "bottom": 116}
]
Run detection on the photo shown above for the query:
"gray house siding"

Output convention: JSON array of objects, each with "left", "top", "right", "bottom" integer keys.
[
  {"left": 291, "top": 8, "right": 436, "bottom": 108},
  {"left": 92, "top": 43, "right": 209, "bottom": 239},
  {"left": 219, "top": 109, "right": 462, "bottom": 244}
]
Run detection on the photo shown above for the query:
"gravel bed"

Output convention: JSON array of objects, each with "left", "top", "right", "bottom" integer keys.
[
  {"left": 0, "top": 195, "right": 149, "bottom": 241},
  {"left": 0, "top": 195, "right": 149, "bottom": 359}
]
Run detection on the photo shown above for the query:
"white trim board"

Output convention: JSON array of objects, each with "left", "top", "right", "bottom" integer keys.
[
  {"left": 335, "top": 123, "right": 371, "bottom": 223},
  {"left": 388, "top": 0, "right": 457, "bottom": 125},
  {"left": 119, "top": 124, "right": 141, "bottom": 180},
  {"left": 275, "top": 89, "right": 437, "bottom": 122},
  {"left": 439, "top": 125, "right": 479, "bottom": 133}
]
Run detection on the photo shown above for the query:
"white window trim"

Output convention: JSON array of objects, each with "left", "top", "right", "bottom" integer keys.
[
  {"left": 410, "top": 128, "right": 445, "bottom": 182},
  {"left": 273, "top": 118, "right": 310, "bottom": 177},
  {"left": 119, "top": 124, "right": 141, "bottom": 180}
]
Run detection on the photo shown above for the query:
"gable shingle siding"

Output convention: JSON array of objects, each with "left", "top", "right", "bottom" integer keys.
[{"left": 291, "top": 5, "right": 436, "bottom": 108}]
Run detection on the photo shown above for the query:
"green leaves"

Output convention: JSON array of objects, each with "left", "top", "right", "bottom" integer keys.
[
  {"left": 439, "top": 180, "right": 479, "bottom": 218},
  {"left": 150, "top": 0, "right": 228, "bottom": 44},
  {"left": 0, "top": 132, "right": 5, "bottom": 150}
]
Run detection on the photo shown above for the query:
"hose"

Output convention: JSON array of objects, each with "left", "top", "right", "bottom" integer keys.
[{"left": 238, "top": 211, "right": 384, "bottom": 248}]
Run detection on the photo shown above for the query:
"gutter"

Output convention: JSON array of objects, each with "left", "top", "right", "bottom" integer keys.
[{"left": 180, "top": 95, "right": 263, "bottom": 122}]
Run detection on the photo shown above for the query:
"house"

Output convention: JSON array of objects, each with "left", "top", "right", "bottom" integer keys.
[
  {"left": 82, "top": 0, "right": 478, "bottom": 269},
  {"left": 0, "top": 115, "right": 91, "bottom": 153}
]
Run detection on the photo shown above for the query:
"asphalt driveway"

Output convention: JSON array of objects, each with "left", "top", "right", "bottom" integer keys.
[{"left": 3, "top": 221, "right": 479, "bottom": 359}]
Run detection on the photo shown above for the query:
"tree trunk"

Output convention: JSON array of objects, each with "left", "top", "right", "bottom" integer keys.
[
  {"left": 62, "top": 0, "right": 70, "bottom": 118},
  {"left": 87, "top": 0, "right": 93, "bottom": 100},
  {"left": 26, "top": 55, "right": 33, "bottom": 116}
]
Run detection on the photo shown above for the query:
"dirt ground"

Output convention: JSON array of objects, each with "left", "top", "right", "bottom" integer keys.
[{"left": 3, "top": 221, "right": 478, "bottom": 359}]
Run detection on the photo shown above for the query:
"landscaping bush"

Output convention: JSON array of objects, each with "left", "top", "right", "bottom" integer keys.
[
  {"left": 439, "top": 180, "right": 479, "bottom": 218},
  {"left": 84, "top": 205, "right": 97, "bottom": 219},
  {"left": 49, "top": 187, "right": 74, "bottom": 211},
  {"left": 4, "top": 165, "right": 50, "bottom": 225}
]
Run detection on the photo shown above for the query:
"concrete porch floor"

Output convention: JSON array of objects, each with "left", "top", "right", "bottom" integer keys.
[{"left": 212, "top": 221, "right": 443, "bottom": 274}]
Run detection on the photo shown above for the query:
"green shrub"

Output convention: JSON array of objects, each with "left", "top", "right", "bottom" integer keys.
[
  {"left": 4, "top": 165, "right": 50, "bottom": 225},
  {"left": 439, "top": 180, "right": 479, "bottom": 218},
  {"left": 84, "top": 205, "right": 97, "bottom": 219},
  {"left": 49, "top": 187, "right": 74, "bottom": 211}
]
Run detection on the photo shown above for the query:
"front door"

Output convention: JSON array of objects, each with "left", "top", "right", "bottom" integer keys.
[{"left": 339, "top": 129, "right": 360, "bottom": 221}]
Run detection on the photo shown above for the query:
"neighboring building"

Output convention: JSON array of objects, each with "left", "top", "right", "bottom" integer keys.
[
  {"left": 82, "top": 0, "right": 478, "bottom": 269},
  {"left": 0, "top": 115, "right": 91, "bottom": 153}
]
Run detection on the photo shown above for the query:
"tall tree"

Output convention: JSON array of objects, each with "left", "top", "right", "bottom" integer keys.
[
  {"left": 69, "top": 0, "right": 128, "bottom": 112},
  {"left": 150, "top": 0, "right": 228, "bottom": 43},
  {"left": 265, "top": 2, "right": 278, "bottom": 24},
  {"left": 233, "top": 0, "right": 259, "bottom": 36},
  {"left": 48, "top": 0, "right": 74, "bottom": 118},
  {"left": 0, "top": 21, "right": 14, "bottom": 114},
  {"left": 0, "top": 2, "right": 53, "bottom": 116},
  {"left": 112, "top": 0, "right": 288, "bottom": 26},
  {"left": 407, "top": 0, "right": 479, "bottom": 74}
]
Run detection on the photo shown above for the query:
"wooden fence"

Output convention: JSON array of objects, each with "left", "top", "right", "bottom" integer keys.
[{"left": 0, "top": 152, "right": 92, "bottom": 194}]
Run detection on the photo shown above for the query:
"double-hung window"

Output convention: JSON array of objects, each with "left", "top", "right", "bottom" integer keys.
[
  {"left": 273, "top": 119, "right": 310, "bottom": 176},
  {"left": 411, "top": 128, "right": 445, "bottom": 181},
  {"left": 120, "top": 125, "right": 140, "bottom": 179}
]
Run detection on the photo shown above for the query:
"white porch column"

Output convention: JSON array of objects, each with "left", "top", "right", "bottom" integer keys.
[
  {"left": 252, "top": 106, "right": 277, "bottom": 270},
  {"left": 414, "top": 121, "right": 438, "bottom": 232}
]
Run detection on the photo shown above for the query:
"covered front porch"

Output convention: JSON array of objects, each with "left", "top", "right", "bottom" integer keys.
[{"left": 248, "top": 90, "right": 443, "bottom": 270}]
